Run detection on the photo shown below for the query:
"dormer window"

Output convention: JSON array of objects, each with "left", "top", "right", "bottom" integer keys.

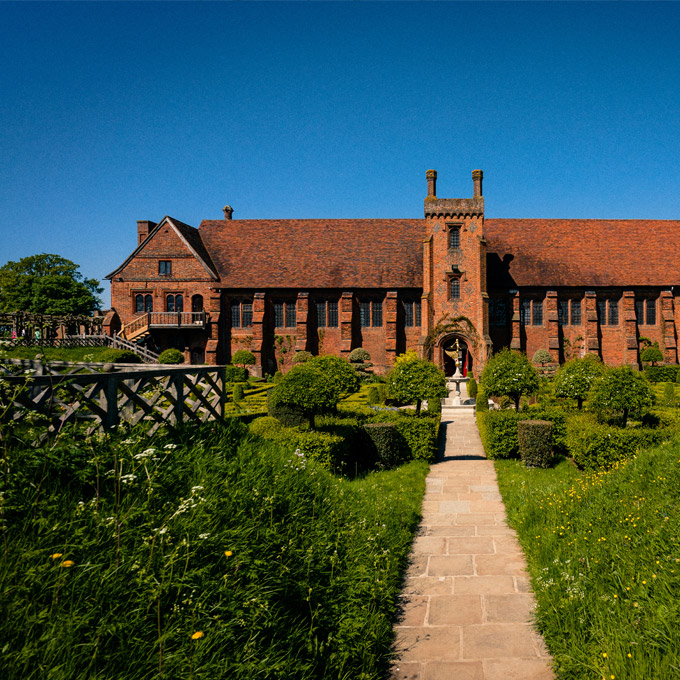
[{"left": 448, "top": 224, "right": 461, "bottom": 250}]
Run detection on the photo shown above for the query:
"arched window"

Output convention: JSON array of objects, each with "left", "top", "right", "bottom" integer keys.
[
  {"left": 192, "top": 294, "right": 204, "bottom": 312},
  {"left": 450, "top": 279, "right": 460, "bottom": 299},
  {"left": 167, "top": 295, "right": 175, "bottom": 312},
  {"left": 135, "top": 294, "right": 144, "bottom": 313},
  {"left": 175, "top": 294, "right": 184, "bottom": 313},
  {"left": 144, "top": 295, "right": 153, "bottom": 312}
]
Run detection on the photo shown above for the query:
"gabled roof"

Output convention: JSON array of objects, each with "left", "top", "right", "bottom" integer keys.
[
  {"left": 106, "top": 216, "right": 218, "bottom": 280},
  {"left": 485, "top": 218, "right": 680, "bottom": 289},
  {"left": 198, "top": 219, "right": 425, "bottom": 289}
]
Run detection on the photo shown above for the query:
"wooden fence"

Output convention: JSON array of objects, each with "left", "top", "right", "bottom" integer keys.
[{"left": 0, "top": 360, "right": 225, "bottom": 437}]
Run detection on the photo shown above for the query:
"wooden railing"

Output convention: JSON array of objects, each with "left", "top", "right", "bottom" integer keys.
[
  {"left": 120, "top": 311, "right": 207, "bottom": 341},
  {"left": 0, "top": 361, "right": 225, "bottom": 437}
]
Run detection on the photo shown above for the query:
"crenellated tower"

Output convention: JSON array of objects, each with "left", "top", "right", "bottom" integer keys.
[{"left": 421, "top": 169, "right": 492, "bottom": 377}]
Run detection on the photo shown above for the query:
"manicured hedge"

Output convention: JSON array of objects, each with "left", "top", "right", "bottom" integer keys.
[
  {"left": 362, "top": 423, "right": 407, "bottom": 470},
  {"left": 224, "top": 365, "right": 249, "bottom": 383},
  {"left": 565, "top": 414, "right": 675, "bottom": 470},
  {"left": 370, "top": 412, "right": 440, "bottom": 462},
  {"left": 477, "top": 409, "right": 567, "bottom": 460},
  {"left": 644, "top": 365, "right": 679, "bottom": 383},
  {"left": 518, "top": 419, "right": 553, "bottom": 468},
  {"left": 248, "top": 417, "right": 347, "bottom": 472}
]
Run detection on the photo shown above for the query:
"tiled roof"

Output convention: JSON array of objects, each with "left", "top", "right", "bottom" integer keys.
[
  {"left": 198, "top": 219, "right": 425, "bottom": 289},
  {"left": 168, "top": 217, "right": 218, "bottom": 278},
  {"left": 485, "top": 219, "right": 680, "bottom": 289}
]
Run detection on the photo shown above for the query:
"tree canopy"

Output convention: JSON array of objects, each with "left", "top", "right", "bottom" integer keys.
[
  {"left": 268, "top": 364, "right": 338, "bottom": 428},
  {"left": 0, "top": 254, "right": 102, "bottom": 315},
  {"left": 480, "top": 349, "right": 539, "bottom": 410},
  {"left": 554, "top": 354, "right": 605, "bottom": 409},
  {"left": 386, "top": 355, "right": 447, "bottom": 414},
  {"left": 589, "top": 366, "right": 655, "bottom": 427},
  {"left": 308, "top": 355, "right": 360, "bottom": 400}
]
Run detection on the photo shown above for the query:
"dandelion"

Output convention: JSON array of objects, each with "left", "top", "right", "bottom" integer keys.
[
  {"left": 191, "top": 631, "right": 204, "bottom": 640},
  {"left": 602, "top": 653, "right": 607, "bottom": 658},
  {"left": 50, "top": 553, "right": 63, "bottom": 559},
  {"left": 61, "top": 560, "right": 75, "bottom": 567},
  {"left": 224, "top": 550, "right": 233, "bottom": 557}
]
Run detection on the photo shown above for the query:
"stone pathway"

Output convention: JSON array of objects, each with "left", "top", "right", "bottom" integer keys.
[{"left": 390, "top": 409, "right": 554, "bottom": 680}]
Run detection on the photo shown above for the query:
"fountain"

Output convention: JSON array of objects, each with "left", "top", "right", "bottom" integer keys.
[{"left": 442, "top": 338, "right": 471, "bottom": 407}]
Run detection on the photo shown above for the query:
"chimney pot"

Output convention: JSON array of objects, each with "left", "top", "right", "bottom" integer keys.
[
  {"left": 472, "top": 169, "right": 483, "bottom": 198},
  {"left": 223, "top": 205, "right": 233, "bottom": 220},
  {"left": 426, "top": 169, "right": 437, "bottom": 198}
]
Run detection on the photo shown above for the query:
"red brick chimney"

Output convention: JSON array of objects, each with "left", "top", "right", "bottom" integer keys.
[
  {"left": 426, "top": 169, "right": 437, "bottom": 198},
  {"left": 137, "top": 220, "right": 157, "bottom": 245},
  {"left": 472, "top": 169, "right": 483, "bottom": 198},
  {"left": 223, "top": 205, "right": 233, "bottom": 220}
]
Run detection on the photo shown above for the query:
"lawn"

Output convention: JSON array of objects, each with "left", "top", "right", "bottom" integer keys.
[
  {"left": 495, "top": 441, "right": 680, "bottom": 679},
  {"left": 0, "top": 419, "right": 427, "bottom": 679}
]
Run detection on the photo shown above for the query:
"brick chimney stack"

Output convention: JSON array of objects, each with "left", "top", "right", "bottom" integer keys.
[
  {"left": 472, "top": 169, "right": 483, "bottom": 198},
  {"left": 137, "top": 220, "right": 157, "bottom": 246},
  {"left": 223, "top": 205, "right": 233, "bottom": 220},
  {"left": 426, "top": 169, "right": 437, "bottom": 198}
]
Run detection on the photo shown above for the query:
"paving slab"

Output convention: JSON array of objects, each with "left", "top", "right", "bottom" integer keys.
[{"left": 390, "top": 411, "right": 554, "bottom": 680}]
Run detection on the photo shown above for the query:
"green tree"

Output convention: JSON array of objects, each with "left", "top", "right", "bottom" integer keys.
[
  {"left": 554, "top": 355, "right": 605, "bottom": 409},
  {"left": 386, "top": 356, "right": 447, "bottom": 415},
  {"left": 480, "top": 349, "right": 539, "bottom": 410},
  {"left": 231, "top": 349, "right": 256, "bottom": 370},
  {"left": 268, "top": 364, "right": 337, "bottom": 428},
  {"left": 308, "top": 355, "right": 360, "bottom": 401},
  {"left": 0, "top": 253, "right": 102, "bottom": 315},
  {"left": 589, "top": 366, "right": 655, "bottom": 427},
  {"left": 640, "top": 342, "right": 664, "bottom": 367},
  {"left": 291, "top": 351, "right": 313, "bottom": 365},
  {"left": 532, "top": 349, "right": 553, "bottom": 366}
]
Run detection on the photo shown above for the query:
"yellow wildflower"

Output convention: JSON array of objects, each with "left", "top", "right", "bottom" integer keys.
[
  {"left": 61, "top": 560, "right": 75, "bottom": 568},
  {"left": 224, "top": 550, "right": 233, "bottom": 557},
  {"left": 191, "top": 631, "right": 204, "bottom": 640},
  {"left": 50, "top": 553, "right": 63, "bottom": 559}
]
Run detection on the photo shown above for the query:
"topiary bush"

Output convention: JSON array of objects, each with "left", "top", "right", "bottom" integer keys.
[
  {"left": 532, "top": 349, "right": 553, "bottom": 366},
  {"left": 224, "top": 365, "right": 248, "bottom": 383},
  {"left": 477, "top": 409, "right": 567, "bottom": 459},
  {"left": 475, "top": 389, "right": 489, "bottom": 412},
  {"left": 589, "top": 366, "right": 655, "bottom": 427},
  {"left": 518, "top": 420, "right": 553, "bottom": 468},
  {"left": 349, "top": 347, "right": 371, "bottom": 363},
  {"left": 232, "top": 384, "right": 244, "bottom": 403},
  {"left": 291, "top": 351, "right": 313, "bottom": 365},
  {"left": 308, "top": 355, "right": 360, "bottom": 400},
  {"left": 386, "top": 356, "right": 447, "bottom": 414},
  {"left": 231, "top": 349, "right": 256, "bottom": 369},
  {"left": 467, "top": 376, "right": 478, "bottom": 399},
  {"left": 480, "top": 348, "right": 539, "bottom": 410},
  {"left": 640, "top": 342, "right": 664, "bottom": 366},
  {"left": 158, "top": 348, "right": 185, "bottom": 364},
  {"left": 268, "top": 364, "right": 337, "bottom": 428},
  {"left": 362, "top": 423, "right": 408, "bottom": 470},
  {"left": 248, "top": 415, "right": 282, "bottom": 438},
  {"left": 98, "top": 348, "right": 142, "bottom": 364},
  {"left": 554, "top": 355, "right": 605, "bottom": 409}
]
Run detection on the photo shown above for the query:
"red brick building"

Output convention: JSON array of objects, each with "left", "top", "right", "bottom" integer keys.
[{"left": 106, "top": 170, "right": 680, "bottom": 375}]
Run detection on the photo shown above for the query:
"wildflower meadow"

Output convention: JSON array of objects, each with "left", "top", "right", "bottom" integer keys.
[{"left": 0, "top": 420, "right": 427, "bottom": 679}]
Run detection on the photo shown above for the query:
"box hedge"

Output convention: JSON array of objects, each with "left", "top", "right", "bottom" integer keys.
[
  {"left": 477, "top": 409, "right": 567, "bottom": 460},
  {"left": 565, "top": 414, "right": 675, "bottom": 470},
  {"left": 518, "top": 419, "right": 553, "bottom": 468},
  {"left": 224, "top": 365, "right": 249, "bottom": 383},
  {"left": 644, "top": 365, "right": 679, "bottom": 383}
]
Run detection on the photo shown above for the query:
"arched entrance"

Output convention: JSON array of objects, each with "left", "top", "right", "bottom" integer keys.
[{"left": 441, "top": 337, "right": 473, "bottom": 377}]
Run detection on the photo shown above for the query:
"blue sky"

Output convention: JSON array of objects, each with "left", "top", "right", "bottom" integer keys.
[{"left": 1, "top": 1, "right": 679, "bottom": 306}]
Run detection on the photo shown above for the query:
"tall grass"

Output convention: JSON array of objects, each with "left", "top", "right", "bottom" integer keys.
[
  {"left": 0, "top": 421, "right": 427, "bottom": 679},
  {"left": 496, "top": 441, "right": 680, "bottom": 679}
]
